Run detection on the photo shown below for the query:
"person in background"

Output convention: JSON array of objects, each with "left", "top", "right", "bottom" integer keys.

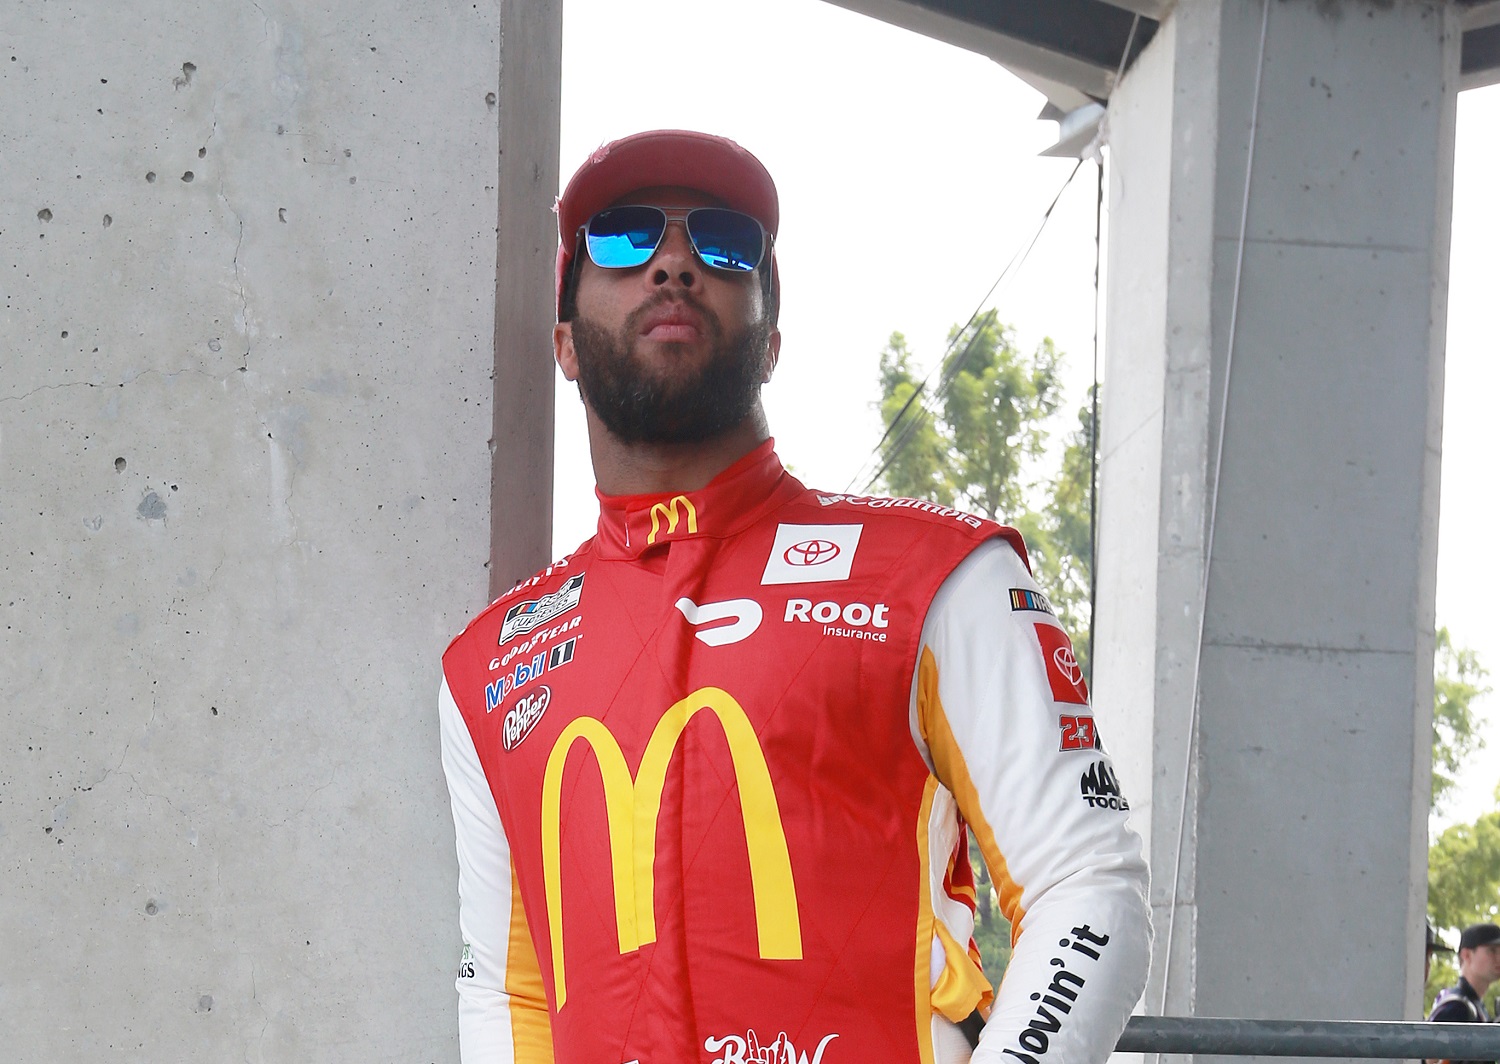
[{"left": 1427, "top": 922, "right": 1500, "bottom": 1064}]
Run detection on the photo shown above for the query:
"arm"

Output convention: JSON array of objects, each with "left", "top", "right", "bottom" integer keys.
[
  {"left": 912, "top": 539, "right": 1151, "bottom": 1064},
  {"left": 439, "top": 676, "right": 554, "bottom": 1062}
]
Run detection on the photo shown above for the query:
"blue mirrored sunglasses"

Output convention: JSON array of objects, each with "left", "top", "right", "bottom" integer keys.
[{"left": 582, "top": 205, "right": 769, "bottom": 274}]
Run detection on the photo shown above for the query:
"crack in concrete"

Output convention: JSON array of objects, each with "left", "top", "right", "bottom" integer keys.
[
  {"left": 266, "top": 767, "right": 338, "bottom": 829},
  {"left": 3, "top": 367, "right": 233, "bottom": 407},
  {"left": 118, "top": 769, "right": 199, "bottom": 827},
  {"left": 203, "top": 553, "right": 229, "bottom": 590},
  {"left": 244, "top": 955, "right": 268, "bottom": 1064},
  {"left": 205, "top": 45, "right": 254, "bottom": 371},
  {"left": 0, "top": 380, "right": 105, "bottom": 405}
]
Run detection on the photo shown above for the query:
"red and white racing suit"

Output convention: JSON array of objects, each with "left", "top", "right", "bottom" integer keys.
[{"left": 440, "top": 440, "right": 1150, "bottom": 1064}]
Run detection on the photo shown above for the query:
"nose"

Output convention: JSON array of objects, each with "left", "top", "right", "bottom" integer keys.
[{"left": 649, "top": 218, "right": 699, "bottom": 293}]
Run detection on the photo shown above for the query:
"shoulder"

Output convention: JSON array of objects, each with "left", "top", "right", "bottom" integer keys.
[
  {"left": 1430, "top": 987, "right": 1481, "bottom": 1022},
  {"left": 443, "top": 546, "right": 591, "bottom": 660}
]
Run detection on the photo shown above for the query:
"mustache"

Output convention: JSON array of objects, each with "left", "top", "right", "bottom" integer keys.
[{"left": 623, "top": 291, "right": 722, "bottom": 339}]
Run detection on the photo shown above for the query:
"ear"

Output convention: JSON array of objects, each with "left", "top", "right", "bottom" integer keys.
[
  {"left": 762, "top": 329, "right": 781, "bottom": 383},
  {"left": 553, "top": 321, "right": 579, "bottom": 381}
]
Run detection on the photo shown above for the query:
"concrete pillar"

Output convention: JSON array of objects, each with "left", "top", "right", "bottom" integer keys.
[
  {"left": 1095, "top": 0, "right": 1457, "bottom": 1032},
  {"left": 490, "top": 0, "right": 561, "bottom": 598},
  {"left": 0, "top": 0, "right": 544, "bottom": 1057}
]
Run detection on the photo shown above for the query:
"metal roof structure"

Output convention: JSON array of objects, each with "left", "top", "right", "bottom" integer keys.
[{"left": 827, "top": 0, "right": 1500, "bottom": 154}]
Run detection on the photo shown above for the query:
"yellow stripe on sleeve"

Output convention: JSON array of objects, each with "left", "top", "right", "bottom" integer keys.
[
  {"left": 916, "top": 646, "right": 1028, "bottom": 944},
  {"left": 913, "top": 774, "right": 940, "bottom": 1064},
  {"left": 506, "top": 859, "right": 555, "bottom": 1062}
]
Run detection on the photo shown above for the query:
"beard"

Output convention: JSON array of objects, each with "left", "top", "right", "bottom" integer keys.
[{"left": 570, "top": 294, "right": 773, "bottom": 445}]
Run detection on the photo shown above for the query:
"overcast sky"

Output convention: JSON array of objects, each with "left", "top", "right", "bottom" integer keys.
[{"left": 552, "top": 0, "right": 1500, "bottom": 826}]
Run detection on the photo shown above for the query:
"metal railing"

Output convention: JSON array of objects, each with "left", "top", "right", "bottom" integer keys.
[{"left": 1118, "top": 1017, "right": 1500, "bottom": 1058}]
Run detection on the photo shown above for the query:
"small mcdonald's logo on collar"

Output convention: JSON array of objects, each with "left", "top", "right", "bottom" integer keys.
[{"left": 647, "top": 495, "right": 699, "bottom": 545}]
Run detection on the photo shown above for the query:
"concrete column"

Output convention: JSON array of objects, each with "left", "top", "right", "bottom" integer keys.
[
  {"left": 1095, "top": 0, "right": 1457, "bottom": 1032},
  {"left": 490, "top": 0, "right": 561, "bottom": 598},
  {"left": 0, "top": 0, "right": 522, "bottom": 1057}
]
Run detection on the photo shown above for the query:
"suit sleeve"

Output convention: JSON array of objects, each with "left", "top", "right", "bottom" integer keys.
[
  {"left": 911, "top": 538, "right": 1151, "bottom": 1064},
  {"left": 439, "top": 675, "right": 554, "bottom": 1062}
]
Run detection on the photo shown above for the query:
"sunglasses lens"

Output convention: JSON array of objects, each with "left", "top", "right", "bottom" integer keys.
[
  {"left": 585, "top": 206, "right": 666, "bottom": 268},
  {"left": 687, "top": 209, "right": 764, "bottom": 272}
]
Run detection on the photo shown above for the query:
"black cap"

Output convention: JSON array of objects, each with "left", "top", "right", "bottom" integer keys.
[
  {"left": 1459, "top": 924, "right": 1500, "bottom": 951},
  {"left": 1429, "top": 922, "right": 1454, "bottom": 954}
]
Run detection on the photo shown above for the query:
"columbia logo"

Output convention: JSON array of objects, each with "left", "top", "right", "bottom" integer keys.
[{"left": 1080, "top": 760, "right": 1129, "bottom": 811}]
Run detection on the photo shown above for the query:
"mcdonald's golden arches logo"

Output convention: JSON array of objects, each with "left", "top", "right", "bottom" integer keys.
[
  {"left": 646, "top": 495, "right": 698, "bottom": 545},
  {"left": 540, "top": 686, "right": 802, "bottom": 1009}
]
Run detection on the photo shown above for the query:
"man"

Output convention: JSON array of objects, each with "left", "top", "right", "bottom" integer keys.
[
  {"left": 439, "top": 129, "right": 1150, "bottom": 1064},
  {"left": 1427, "top": 923, "right": 1500, "bottom": 1064}
]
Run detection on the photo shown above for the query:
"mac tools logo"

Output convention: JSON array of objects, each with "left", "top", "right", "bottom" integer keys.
[
  {"left": 1080, "top": 760, "right": 1129, "bottom": 810},
  {"left": 760, "top": 524, "right": 862, "bottom": 586},
  {"left": 675, "top": 597, "right": 763, "bottom": 647}
]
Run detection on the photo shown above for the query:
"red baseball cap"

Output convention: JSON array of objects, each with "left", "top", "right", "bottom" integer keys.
[{"left": 555, "top": 129, "right": 780, "bottom": 316}]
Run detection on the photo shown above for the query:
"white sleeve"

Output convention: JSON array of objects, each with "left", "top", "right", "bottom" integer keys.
[
  {"left": 911, "top": 538, "right": 1151, "bottom": 1064},
  {"left": 439, "top": 675, "right": 540, "bottom": 1062}
]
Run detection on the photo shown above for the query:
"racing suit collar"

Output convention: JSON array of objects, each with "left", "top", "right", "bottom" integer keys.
[{"left": 593, "top": 438, "right": 803, "bottom": 559}]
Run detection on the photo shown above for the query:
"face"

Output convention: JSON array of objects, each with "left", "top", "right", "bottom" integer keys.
[
  {"left": 553, "top": 187, "right": 781, "bottom": 445},
  {"left": 1463, "top": 942, "right": 1500, "bottom": 983}
]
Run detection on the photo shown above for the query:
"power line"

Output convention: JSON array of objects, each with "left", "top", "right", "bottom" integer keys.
[{"left": 847, "top": 159, "right": 1085, "bottom": 496}]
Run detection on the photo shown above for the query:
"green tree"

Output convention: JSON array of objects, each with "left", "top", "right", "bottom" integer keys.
[
  {"left": 1425, "top": 629, "right": 1493, "bottom": 1010},
  {"left": 969, "top": 835, "right": 1012, "bottom": 978},
  {"left": 877, "top": 333, "right": 957, "bottom": 506},
  {"left": 1433, "top": 627, "right": 1490, "bottom": 812},
  {"left": 935, "top": 315, "right": 1062, "bottom": 522}
]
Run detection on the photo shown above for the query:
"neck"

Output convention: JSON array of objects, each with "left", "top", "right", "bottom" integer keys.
[
  {"left": 586, "top": 406, "right": 771, "bottom": 496},
  {"left": 1466, "top": 970, "right": 1494, "bottom": 999}
]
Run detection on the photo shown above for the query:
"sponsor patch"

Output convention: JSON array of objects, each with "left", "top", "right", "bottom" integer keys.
[
  {"left": 1001, "top": 925, "right": 1110, "bottom": 1064},
  {"left": 1034, "top": 623, "right": 1089, "bottom": 705},
  {"left": 646, "top": 495, "right": 699, "bottom": 545},
  {"left": 457, "top": 943, "right": 475, "bottom": 980},
  {"left": 1058, "top": 714, "right": 1100, "bottom": 752},
  {"left": 499, "top": 573, "right": 584, "bottom": 645},
  {"left": 760, "top": 523, "right": 862, "bottom": 585},
  {"left": 704, "top": 1029, "right": 839, "bottom": 1064},
  {"left": 784, "top": 598, "right": 890, "bottom": 642},
  {"left": 487, "top": 636, "right": 577, "bottom": 711},
  {"left": 501, "top": 685, "right": 550, "bottom": 751},
  {"left": 500, "top": 614, "right": 582, "bottom": 668},
  {"left": 815, "top": 492, "right": 984, "bottom": 529},
  {"left": 676, "top": 597, "right": 763, "bottom": 647},
  {"left": 1080, "top": 760, "right": 1129, "bottom": 810},
  {"left": 1009, "top": 588, "right": 1054, "bottom": 615}
]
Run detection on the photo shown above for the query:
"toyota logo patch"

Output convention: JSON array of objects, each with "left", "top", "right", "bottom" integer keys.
[
  {"left": 1053, "top": 645, "right": 1084, "bottom": 686},
  {"left": 784, "top": 539, "right": 841, "bottom": 566}
]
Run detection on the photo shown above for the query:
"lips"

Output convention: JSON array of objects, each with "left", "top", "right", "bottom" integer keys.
[{"left": 637, "top": 302, "right": 705, "bottom": 343}]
